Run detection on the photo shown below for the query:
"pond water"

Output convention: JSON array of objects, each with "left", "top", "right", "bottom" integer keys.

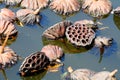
[{"left": 0, "top": 0, "right": 120, "bottom": 80}]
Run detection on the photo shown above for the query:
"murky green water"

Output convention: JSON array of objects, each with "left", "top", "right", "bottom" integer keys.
[{"left": 0, "top": 0, "right": 120, "bottom": 80}]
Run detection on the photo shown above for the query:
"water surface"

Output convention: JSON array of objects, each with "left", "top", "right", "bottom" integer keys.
[{"left": 0, "top": 0, "right": 120, "bottom": 80}]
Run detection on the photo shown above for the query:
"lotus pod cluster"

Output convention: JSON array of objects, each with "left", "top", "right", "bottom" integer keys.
[
  {"left": 42, "top": 20, "right": 72, "bottom": 40},
  {"left": 20, "top": 0, "right": 49, "bottom": 10},
  {"left": 0, "top": 8, "right": 16, "bottom": 22},
  {"left": 41, "top": 45, "right": 64, "bottom": 62},
  {"left": 16, "top": 8, "right": 41, "bottom": 25},
  {"left": 19, "top": 51, "right": 50, "bottom": 76},
  {"left": 49, "top": 0, "right": 81, "bottom": 15},
  {"left": 82, "top": 0, "right": 112, "bottom": 17},
  {"left": 65, "top": 20, "right": 95, "bottom": 46},
  {"left": 0, "top": 20, "right": 18, "bottom": 36},
  {"left": 62, "top": 67, "right": 118, "bottom": 80},
  {"left": 0, "top": 46, "right": 18, "bottom": 69},
  {"left": 2, "top": 0, "right": 22, "bottom": 6}
]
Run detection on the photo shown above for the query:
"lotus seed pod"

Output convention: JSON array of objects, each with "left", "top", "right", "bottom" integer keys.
[
  {"left": 16, "top": 8, "right": 41, "bottom": 25},
  {"left": 19, "top": 51, "right": 50, "bottom": 76},
  {"left": 111, "top": 6, "right": 120, "bottom": 16},
  {"left": 21, "top": 0, "right": 49, "bottom": 10},
  {"left": 0, "top": 20, "right": 18, "bottom": 36},
  {"left": 94, "top": 36, "right": 113, "bottom": 48},
  {"left": 91, "top": 69, "right": 118, "bottom": 80},
  {"left": 82, "top": 0, "right": 112, "bottom": 17},
  {"left": 2, "top": 0, "right": 22, "bottom": 6},
  {"left": 65, "top": 20, "right": 95, "bottom": 46},
  {"left": 0, "top": 8, "right": 16, "bottom": 22},
  {"left": 49, "top": 0, "right": 81, "bottom": 15},
  {"left": 42, "top": 20, "right": 72, "bottom": 40},
  {"left": 0, "top": 46, "right": 18, "bottom": 69},
  {"left": 41, "top": 45, "right": 64, "bottom": 62}
]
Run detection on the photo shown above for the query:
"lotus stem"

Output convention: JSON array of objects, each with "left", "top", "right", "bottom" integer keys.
[
  {"left": 1, "top": 69, "right": 8, "bottom": 80},
  {"left": 0, "top": 31, "right": 10, "bottom": 54},
  {"left": 109, "top": 69, "right": 118, "bottom": 77},
  {"left": 19, "top": 21, "right": 24, "bottom": 27},
  {"left": 99, "top": 27, "right": 109, "bottom": 30},
  {"left": 67, "top": 66, "right": 73, "bottom": 73},
  {"left": 56, "top": 59, "right": 61, "bottom": 63},
  {"left": 33, "top": 7, "right": 41, "bottom": 15}
]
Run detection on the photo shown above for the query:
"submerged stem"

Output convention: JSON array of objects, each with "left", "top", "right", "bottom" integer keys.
[{"left": 1, "top": 69, "right": 8, "bottom": 80}]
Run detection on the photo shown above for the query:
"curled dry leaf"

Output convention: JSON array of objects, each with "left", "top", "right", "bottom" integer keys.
[
  {"left": 49, "top": 0, "right": 81, "bottom": 15},
  {"left": 0, "top": 8, "right": 16, "bottom": 22},
  {"left": 82, "top": 0, "right": 112, "bottom": 17}
]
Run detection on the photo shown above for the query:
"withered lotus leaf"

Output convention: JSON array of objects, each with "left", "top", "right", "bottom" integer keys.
[
  {"left": 41, "top": 45, "right": 64, "bottom": 61},
  {"left": 0, "top": 46, "right": 18, "bottom": 69},
  {"left": 42, "top": 20, "right": 72, "bottom": 40},
  {"left": 62, "top": 66, "right": 118, "bottom": 80},
  {"left": 16, "top": 8, "right": 41, "bottom": 25},
  {"left": 20, "top": 0, "right": 49, "bottom": 10},
  {"left": 0, "top": 8, "right": 16, "bottom": 22},
  {"left": 0, "top": 20, "right": 18, "bottom": 36},
  {"left": 49, "top": 0, "right": 81, "bottom": 15},
  {"left": 82, "top": 0, "right": 112, "bottom": 17},
  {"left": 2, "top": 0, "right": 22, "bottom": 6}
]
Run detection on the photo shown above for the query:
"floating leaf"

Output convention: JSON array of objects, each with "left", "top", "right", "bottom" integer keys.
[
  {"left": 42, "top": 20, "right": 72, "bottom": 40},
  {"left": 0, "top": 8, "right": 16, "bottom": 22},
  {"left": 16, "top": 8, "right": 41, "bottom": 25}
]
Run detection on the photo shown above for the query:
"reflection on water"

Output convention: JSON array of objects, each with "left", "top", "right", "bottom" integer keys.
[
  {"left": 113, "top": 14, "right": 120, "bottom": 30},
  {"left": 20, "top": 70, "right": 47, "bottom": 80},
  {"left": 42, "top": 37, "right": 91, "bottom": 54},
  {"left": 89, "top": 40, "right": 118, "bottom": 63},
  {"left": 0, "top": 69, "right": 8, "bottom": 80},
  {"left": 0, "top": 34, "right": 18, "bottom": 46}
]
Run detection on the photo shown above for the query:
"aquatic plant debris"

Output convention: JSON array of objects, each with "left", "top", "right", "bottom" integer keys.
[
  {"left": 62, "top": 66, "right": 118, "bottom": 80},
  {"left": 82, "top": 0, "right": 112, "bottom": 17},
  {"left": 49, "top": 0, "right": 81, "bottom": 15}
]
